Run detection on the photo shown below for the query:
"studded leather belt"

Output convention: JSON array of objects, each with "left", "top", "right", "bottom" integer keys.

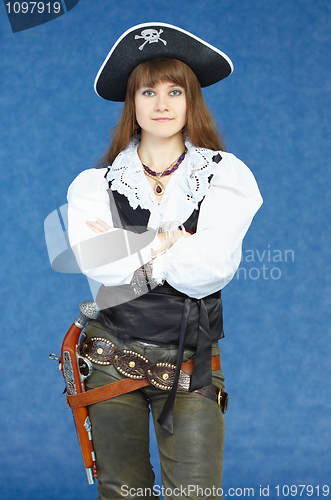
[{"left": 67, "top": 337, "right": 228, "bottom": 413}]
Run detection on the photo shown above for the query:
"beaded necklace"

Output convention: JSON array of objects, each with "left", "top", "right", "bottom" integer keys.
[{"left": 143, "top": 148, "right": 187, "bottom": 196}]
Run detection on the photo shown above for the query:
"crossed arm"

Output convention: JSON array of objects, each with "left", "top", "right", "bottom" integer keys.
[{"left": 86, "top": 219, "right": 191, "bottom": 256}]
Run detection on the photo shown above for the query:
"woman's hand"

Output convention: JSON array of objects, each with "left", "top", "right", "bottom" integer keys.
[
  {"left": 152, "top": 229, "right": 191, "bottom": 256},
  {"left": 86, "top": 219, "right": 111, "bottom": 234}
]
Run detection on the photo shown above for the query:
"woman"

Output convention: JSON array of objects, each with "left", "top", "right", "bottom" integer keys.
[{"left": 67, "top": 22, "right": 263, "bottom": 500}]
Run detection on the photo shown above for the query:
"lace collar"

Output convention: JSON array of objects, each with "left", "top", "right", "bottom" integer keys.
[{"left": 106, "top": 138, "right": 221, "bottom": 211}]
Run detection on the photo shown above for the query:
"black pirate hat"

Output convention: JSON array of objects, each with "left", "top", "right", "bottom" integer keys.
[{"left": 95, "top": 22, "right": 233, "bottom": 102}]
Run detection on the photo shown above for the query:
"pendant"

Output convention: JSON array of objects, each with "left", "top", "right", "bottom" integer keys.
[{"left": 154, "top": 180, "right": 165, "bottom": 196}]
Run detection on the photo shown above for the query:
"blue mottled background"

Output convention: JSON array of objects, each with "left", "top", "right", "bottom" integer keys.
[{"left": 0, "top": 0, "right": 330, "bottom": 499}]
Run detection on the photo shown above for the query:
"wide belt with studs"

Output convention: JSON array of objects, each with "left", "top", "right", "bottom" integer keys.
[{"left": 67, "top": 337, "right": 228, "bottom": 414}]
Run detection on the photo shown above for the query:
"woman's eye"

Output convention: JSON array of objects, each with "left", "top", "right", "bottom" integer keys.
[
  {"left": 170, "top": 89, "right": 182, "bottom": 96},
  {"left": 143, "top": 90, "right": 155, "bottom": 96}
]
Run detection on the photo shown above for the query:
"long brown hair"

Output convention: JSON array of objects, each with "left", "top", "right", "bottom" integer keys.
[{"left": 98, "top": 58, "right": 226, "bottom": 166}]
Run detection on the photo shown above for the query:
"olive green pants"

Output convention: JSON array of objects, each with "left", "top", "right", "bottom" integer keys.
[{"left": 84, "top": 322, "right": 225, "bottom": 500}]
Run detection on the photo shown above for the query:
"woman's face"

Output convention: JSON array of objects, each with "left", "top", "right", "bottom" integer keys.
[{"left": 134, "top": 80, "right": 187, "bottom": 141}]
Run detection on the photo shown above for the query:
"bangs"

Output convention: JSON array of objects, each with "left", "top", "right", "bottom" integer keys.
[{"left": 131, "top": 58, "right": 189, "bottom": 91}]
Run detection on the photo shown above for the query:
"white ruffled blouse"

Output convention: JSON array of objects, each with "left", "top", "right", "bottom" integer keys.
[{"left": 67, "top": 140, "right": 263, "bottom": 299}]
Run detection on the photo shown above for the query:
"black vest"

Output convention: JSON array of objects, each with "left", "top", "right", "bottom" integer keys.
[{"left": 96, "top": 185, "right": 224, "bottom": 347}]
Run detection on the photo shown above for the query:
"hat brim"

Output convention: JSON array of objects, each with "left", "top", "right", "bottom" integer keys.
[{"left": 95, "top": 22, "right": 234, "bottom": 102}]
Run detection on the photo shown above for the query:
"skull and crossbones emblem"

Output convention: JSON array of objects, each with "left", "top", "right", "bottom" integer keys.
[{"left": 135, "top": 29, "right": 167, "bottom": 51}]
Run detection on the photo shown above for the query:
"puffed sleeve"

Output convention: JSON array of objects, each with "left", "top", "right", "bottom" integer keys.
[
  {"left": 152, "top": 152, "right": 263, "bottom": 298},
  {"left": 67, "top": 169, "right": 161, "bottom": 286}
]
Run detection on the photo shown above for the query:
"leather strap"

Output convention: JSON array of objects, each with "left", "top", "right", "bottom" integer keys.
[
  {"left": 67, "top": 356, "right": 221, "bottom": 410},
  {"left": 68, "top": 377, "right": 150, "bottom": 409}
]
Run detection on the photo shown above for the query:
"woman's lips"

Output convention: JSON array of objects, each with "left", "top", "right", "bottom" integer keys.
[{"left": 152, "top": 118, "right": 174, "bottom": 122}]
